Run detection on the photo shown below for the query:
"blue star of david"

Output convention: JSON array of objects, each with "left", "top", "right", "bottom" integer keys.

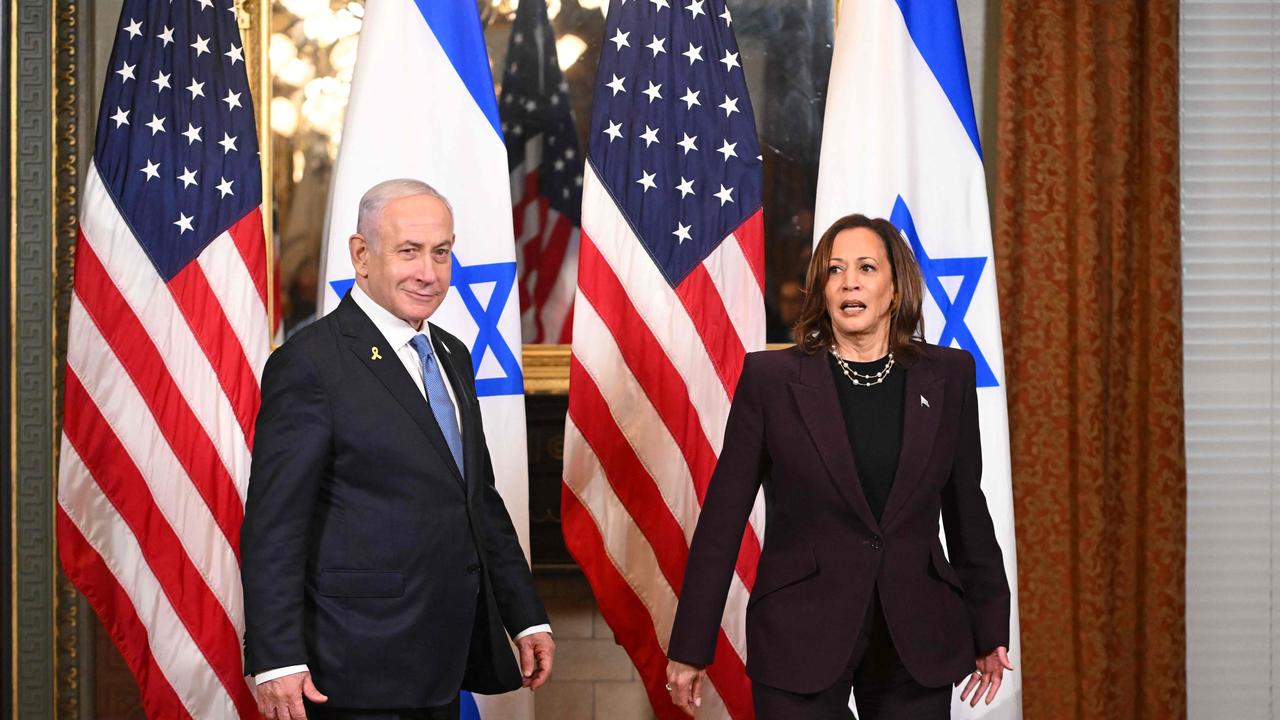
[
  {"left": 449, "top": 254, "right": 524, "bottom": 396},
  {"left": 890, "top": 197, "right": 999, "bottom": 388},
  {"left": 327, "top": 253, "right": 524, "bottom": 397}
]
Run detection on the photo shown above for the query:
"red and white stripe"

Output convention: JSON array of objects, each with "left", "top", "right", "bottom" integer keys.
[
  {"left": 512, "top": 136, "right": 578, "bottom": 344},
  {"left": 57, "top": 162, "right": 269, "bottom": 718},
  {"left": 563, "top": 165, "right": 767, "bottom": 719}
]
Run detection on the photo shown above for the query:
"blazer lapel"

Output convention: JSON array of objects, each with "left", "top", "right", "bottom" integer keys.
[
  {"left": 336, "top": 296, "right": 465, "bottom": 486},
  {"left": 790, "top": 351, "right": 882, "bottom": 533},
  {"left": 878, "top": 350, "right": 946, "bottom": 528},
  {"left": 429, "top": 326, "right": 478, "bottom": 494}
]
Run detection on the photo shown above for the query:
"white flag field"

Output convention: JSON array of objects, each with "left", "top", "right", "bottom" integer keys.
[
  {"left": 320, "top": 1, "right": 532, "bottom": 718},
  {"left": 814, "top": 2, "right": 1022, "bottom": 717}
]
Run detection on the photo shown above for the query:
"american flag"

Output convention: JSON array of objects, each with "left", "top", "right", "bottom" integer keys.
[
  {"left": 499, "top": 0, "right": 583, "bottom": 344},
  {"left": 561, "top": 0, "right": 765, "bottom": 717},
  {"left": 56, "top": 1, "right": 266, "bottom": 717}
]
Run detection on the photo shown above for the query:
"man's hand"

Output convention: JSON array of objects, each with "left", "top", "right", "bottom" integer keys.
[
  {"left": 516, "top": 631, "right": 555, "bottom": 690},
  {"left": 666, "top": 659, "right": 706, "bottom": 717},
  {"left": 254, "top": 671, "right": 328, "bottom": 719},
  {"left": 958, "top": 646, "right": 1014, "bottom": 707}
]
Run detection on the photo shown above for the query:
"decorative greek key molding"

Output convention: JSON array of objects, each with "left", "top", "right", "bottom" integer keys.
[{"left": 12, "top": 0, "right": 57, "bottom": 715}]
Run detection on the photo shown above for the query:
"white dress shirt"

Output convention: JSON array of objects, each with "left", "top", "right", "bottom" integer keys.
[{"left": 255, "top": 285, "right": 550, "bottom": 685}]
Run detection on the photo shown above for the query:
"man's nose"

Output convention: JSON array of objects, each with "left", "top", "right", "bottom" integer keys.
[{"left": 414, "top": 255, "right": 437, "bottom": 284}]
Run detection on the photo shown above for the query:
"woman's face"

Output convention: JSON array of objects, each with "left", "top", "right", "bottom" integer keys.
[{"left": 824, "top": 227, "right": 896, "bottom": 345}]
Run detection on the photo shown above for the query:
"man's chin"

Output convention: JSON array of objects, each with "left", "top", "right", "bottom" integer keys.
[{"left": 404, "top": 303, "right": 440, "bottom": 326}]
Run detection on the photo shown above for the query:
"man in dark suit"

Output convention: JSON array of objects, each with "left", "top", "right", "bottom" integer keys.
[{"left": 241, "top": 179, "right": 554, "bottom": 720}]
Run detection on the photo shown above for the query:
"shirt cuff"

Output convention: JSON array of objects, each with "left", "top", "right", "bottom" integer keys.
[
  {"left": 514, "top": 624, "right": 552, "bottom": 641},
  {"left": 254, "top": 665, "right": 309, "bottom": 685}
]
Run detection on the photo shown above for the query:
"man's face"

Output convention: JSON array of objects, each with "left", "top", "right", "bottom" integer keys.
[{"left": 349, "top": 194, "right": 454, "bottom": 328}]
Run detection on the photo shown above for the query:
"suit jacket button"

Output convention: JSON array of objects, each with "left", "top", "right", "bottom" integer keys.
[
  {"left": 870, "top": 536, "right": 883, "bottom": 550},
  {"left": 467, "top": 563, "right": 481, "bottom": 574}
]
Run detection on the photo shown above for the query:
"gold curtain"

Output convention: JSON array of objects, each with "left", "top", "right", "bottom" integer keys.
[{"left": 994, "top": 2, "right": 1185, "bottom": 719}]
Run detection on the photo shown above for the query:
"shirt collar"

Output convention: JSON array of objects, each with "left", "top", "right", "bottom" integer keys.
[{"left": 350, "top": 283, "right": 433, "bottom": 351}]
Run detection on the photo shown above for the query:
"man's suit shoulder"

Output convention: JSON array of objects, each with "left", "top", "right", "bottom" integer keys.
[
  {"left": 262, "top": 312, "right": 346, "bottom": 386},
  {"left": 282, "top": 310, "right": 344, "bottom": 352}
]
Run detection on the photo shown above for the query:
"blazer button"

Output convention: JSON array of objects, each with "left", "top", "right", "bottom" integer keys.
[
  {"left": 466, "top": 563, "right": 481, "bottom": 574},
  {"left": 869, "top": 536, "right": 883, "bottom": 550}
]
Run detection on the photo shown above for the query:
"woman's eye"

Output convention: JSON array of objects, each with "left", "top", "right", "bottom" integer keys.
[
  {"left": 861, "top": 264, "right": 876, "bottom": 272},
  {"left": 828, "top": 265, "right": 843, "bottom": 274}
]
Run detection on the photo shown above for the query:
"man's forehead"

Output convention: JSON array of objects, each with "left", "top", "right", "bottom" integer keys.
[
  {"left": 386, "top": 192, "right": 451, "bottom": 214},
  {"left": 384, "top": 207, "right": 453, "bottom": 232}
]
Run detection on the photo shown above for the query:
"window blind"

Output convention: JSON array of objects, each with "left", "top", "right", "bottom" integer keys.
[{"left": 1181, "top": 1, "right": 1280, "bottom": 717}]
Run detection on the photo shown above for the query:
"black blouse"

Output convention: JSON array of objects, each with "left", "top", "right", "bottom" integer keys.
[{"left": 826, "top": 352, "right": 906, "bottom": 522}]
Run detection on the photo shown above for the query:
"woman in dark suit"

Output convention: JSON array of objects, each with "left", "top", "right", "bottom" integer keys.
[{"left": 665, "top": 214, "right": 1012, "bottom": 719}]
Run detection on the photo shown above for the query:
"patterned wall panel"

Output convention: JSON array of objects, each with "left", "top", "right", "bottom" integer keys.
[
  {"left": 1, "top": 1, "right": 12, "bottom": 717},
  {"left": 12, "top": 0, "right": 56, "bottom": 715},
  {"left": 10, "top": 0, "right": 83, "bottom": 717}
]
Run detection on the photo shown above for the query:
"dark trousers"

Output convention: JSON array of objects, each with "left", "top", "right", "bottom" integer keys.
[
  {"left": 302, "top": 697, "right": 460, "bottom": 720},
  {"left": 752, "top": 592, "right": 952, "bottom": 720}
]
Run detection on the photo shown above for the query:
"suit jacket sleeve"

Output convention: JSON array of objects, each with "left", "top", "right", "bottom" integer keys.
[
  {"left": 240, "top": 341, "right": 332, "bottom": 675},
  {"left": 940, "top": 351, "right": 1011, "bottom": 656},
  {"left": 478, "top": 438, "right": 549, "bottom": 635},
  {"left": 455, "top": 341, "right": 548, "bottom": 636},
  {"left": 667, "top": 353, "right": 768, "bottom": 667}
]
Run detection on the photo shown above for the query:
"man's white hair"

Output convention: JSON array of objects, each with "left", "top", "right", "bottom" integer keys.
[{"left": 356, "top": 178, "right": 454, "bottom": 248}]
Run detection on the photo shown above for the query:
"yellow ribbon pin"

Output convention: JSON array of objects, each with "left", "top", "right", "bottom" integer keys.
[{"left": 371, "top": 346, "right": 383, "bottom": 360}]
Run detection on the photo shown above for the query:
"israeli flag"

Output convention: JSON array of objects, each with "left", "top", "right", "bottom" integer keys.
[
  {"left": 814, "top": 2, "right": 1022, "bottom": 718},
  {"left": 321, "top": 2, "right": 531, "bottom": 718}
]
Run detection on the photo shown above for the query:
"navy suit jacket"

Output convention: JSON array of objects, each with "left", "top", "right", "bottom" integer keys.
[
  {"left": 241, "top": 293, "right": 546, "bottom": 708},
  {"left": 668, "top": 343, "right": 1010, "bottom": 693}
]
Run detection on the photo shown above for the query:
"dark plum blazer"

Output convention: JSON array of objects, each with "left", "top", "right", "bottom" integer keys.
[
  {"left": 240, "top": 293, "right": 547, "bottom": 708},
  {"left": 668, "top": 343, "right": 1010, "bottom": 693}
]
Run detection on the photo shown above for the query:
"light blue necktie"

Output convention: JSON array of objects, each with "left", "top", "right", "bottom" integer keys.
[{"left": 408, "top": 334, "right": 465, "bottom": 476}]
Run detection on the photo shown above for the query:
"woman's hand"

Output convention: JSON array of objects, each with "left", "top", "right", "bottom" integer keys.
[
  {"left": 958, "top": 646, "right": 1014, "bottom": 707},
  {"left": 666, "top": 659, "right": 706, "bottom": 717}
]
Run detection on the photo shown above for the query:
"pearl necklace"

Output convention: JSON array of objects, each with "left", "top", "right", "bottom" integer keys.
[{"left": 829, "top": 347, "right": 895, "bottom": 387}]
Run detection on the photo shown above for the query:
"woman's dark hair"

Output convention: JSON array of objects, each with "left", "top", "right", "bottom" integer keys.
[{"left": 793, "top": 213, "right": 925, "bottom": 361}]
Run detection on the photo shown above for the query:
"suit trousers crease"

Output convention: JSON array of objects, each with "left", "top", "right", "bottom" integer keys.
[{"left": 751, "top": 589, "right": 952, "bottom": 720}]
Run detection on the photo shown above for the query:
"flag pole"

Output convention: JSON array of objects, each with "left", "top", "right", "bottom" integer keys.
[
  {"left": 259, "top": 0, "right": 275, "bottom": 347},
  {"left": 240, "top": 0, "right": 275, "bottom": 347}
]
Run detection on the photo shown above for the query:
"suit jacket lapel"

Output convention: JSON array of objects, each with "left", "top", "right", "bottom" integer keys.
[
  {"left": 878, "top": 350, "right": 945, "bottom": 528},
  {"left": 790, "top": 350, "right": 882, "bottom": 533},
  {"left": 336, "top": 296, "right": 465, "bottom": 486},
  {"left": 429, "top": 325, "right": 478, "bottom": 494}
]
